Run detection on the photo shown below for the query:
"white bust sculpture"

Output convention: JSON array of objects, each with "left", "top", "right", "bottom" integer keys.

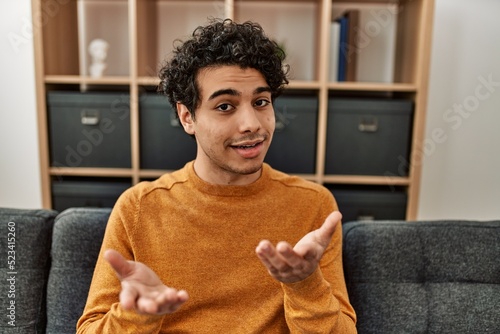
[{"left": 88, "top": 39, "right": 109, "bottom": 78}]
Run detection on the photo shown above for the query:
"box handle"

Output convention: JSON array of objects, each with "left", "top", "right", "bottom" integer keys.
[
  {"left": 81, "top": 109, "right": 100, "bottom": 125},
  {"left": 358, "top": 117, "right": 378, "bottom": 132}
]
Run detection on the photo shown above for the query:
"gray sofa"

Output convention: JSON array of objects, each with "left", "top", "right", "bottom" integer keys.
[
  {"left": 0, "top": 207, "right": 110, "bottom": 334},
  {"left": 0, "top": 207, "right": 499, "bottom": 333},
  {"left": 343, "top": 220, "right": 500, "bottom": 333}
]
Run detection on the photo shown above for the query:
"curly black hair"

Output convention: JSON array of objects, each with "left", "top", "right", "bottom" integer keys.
[{"left": 158, "top": 18, "right": 289, "bottom": 119}]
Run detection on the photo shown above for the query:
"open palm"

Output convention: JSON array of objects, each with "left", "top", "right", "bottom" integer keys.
[
  {"left": 255, "top": 211, "right": 342, "bottom": 283},
  {"left": 104, "top": 249, "right": 189, "bottom": 315}
]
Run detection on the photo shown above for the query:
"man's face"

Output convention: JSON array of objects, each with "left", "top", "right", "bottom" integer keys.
[{"left": 177, "top": 65, "right": 275, "bottom": 185}]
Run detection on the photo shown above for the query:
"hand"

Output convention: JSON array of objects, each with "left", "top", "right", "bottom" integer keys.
[
  {"left": 104, "top": 249, "right": 189, "bottom": 315},
  {"left": 255, "top": 211, "right": 342, "bottom": 283}
]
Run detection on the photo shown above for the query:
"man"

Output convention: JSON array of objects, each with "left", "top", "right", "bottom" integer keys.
[{"left": 77, "top": 19, "right": 357, "bottom": 333}]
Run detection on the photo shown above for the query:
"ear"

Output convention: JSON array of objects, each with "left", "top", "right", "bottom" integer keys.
[{"left": 177, "top": 103, "right": 195, "bottom": 135}]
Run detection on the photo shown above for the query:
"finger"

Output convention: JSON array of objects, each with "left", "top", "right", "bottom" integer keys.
[
  {"left": 256, "top": 240, "right": 292, "bottom": 271},
  {"left": 119, "top": 281, "right": 139, "bottom": 310},
  {"left": 138, "top": 289, "right": 189, "bottom": 314},
  {"left": 104, "top": 249, "right": 134, "bottom": 280},
  {"left": 157, "top": 289, "right": 189, "bottom": 314},
  {"left": 276, "top": 241, "right": 304, "bottom": 268},
  {"left": 256, "top": 240, "right": 282, "bottom": 269},
  {"left": 314, "top": 211, "right": 342, "bottom": 246}
]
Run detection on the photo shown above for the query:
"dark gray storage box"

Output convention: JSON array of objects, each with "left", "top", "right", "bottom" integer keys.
[
  {"left": 265, "top": 95, "right": 318, "bottom": 174},
  {"left": 329, "top": 186, "right": 407, "bottom": 223},
  {"left": 47, "top": 91, "right": 131, "bottom": 168},
  {"left": 325, "top": 98, "right": 413, "bottom": 176},
  {"left": 51, "top": 180, "right": 131, "bottom": 212},
  {"left": 139, "top": 94, "right": 196, "bottom": 170}
]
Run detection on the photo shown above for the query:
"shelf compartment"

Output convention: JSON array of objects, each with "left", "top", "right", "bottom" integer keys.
[
  {"left": 41, "top": 0, "right": 80, "bottom": 75},
  {"left": 47, "top": 91, "right": 132, "bottom": 169},
  {"left": 77, "top": 0, "right": 130, "bottom": 77},
  {"left": 42, "top": 0, "right": 130, "bottom": 76},
  {"left": 234, "top": 0, "right": 322, "bottom": 82},
  {"left": 137, "top": 0, "right": 226, "bottom": 77},
  {"left": 325, "top": 98, "right": 413, "bottom": 177},
  {"left": 326, "top": 184, "right": 408, "bottom": 223},
  {"left": 329, "top": 0, "right": 425, "bottom": 85},
  {"left": 330, "top": 2, "right": 399, "bottom": 83},
  {"left": 51, "top": 176, "right": 132, "bottom": 211}
]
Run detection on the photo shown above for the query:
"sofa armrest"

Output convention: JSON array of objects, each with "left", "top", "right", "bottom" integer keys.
[
  {"left": 46, "top": 207, "right": 110, "bottom": 334},
  {"left": 0, "top": 208, "right": 57, "bottom": 333}
]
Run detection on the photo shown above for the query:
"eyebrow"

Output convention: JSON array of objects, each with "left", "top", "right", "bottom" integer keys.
[{"left": 207, "top": 86, "right": 272, "bottom": 101}]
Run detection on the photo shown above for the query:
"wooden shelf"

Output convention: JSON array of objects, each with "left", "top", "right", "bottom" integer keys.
[
  {"left": 32, "top": 0, "right": 435, "bottom": 220},
  {"left": 45, "top": 75, "right": 131, "bottom": 85},
  {"left": 328, "top": 82, "right": 417, "bottom": 92},
  {"left": 49, "top": 167, "right": 134, "bottom": 178},
  {"left": 322, "top": 175, "right": 410, "bottom": 186},
  {"left": 137, "top": 76, "right": 160, "bottom": 86},
  {"left": 288, "top": 80, "right": 322, "bottom": 90}
]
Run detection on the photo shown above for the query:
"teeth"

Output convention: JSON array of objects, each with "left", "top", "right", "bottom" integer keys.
[{"left": 238, "top": 143, "right": 257, "bottom": 149}]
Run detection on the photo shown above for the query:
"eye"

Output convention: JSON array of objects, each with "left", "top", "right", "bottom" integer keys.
[
  {"left": 254, "top": 99, "right": 271, "bottom": 108},
  {"left": 216, "top": 103, "right": 234, "bottom": 112}
]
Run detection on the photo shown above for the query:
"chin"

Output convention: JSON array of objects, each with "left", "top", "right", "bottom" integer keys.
[
  {"left": 237, "top": 163, "right": 264, "bottom": 175},
  {"left": 227, "top": 160, "right": 264, "bottom": 176}
]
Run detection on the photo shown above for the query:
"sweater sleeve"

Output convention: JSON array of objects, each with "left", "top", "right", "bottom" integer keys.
[
  {"left": 76, "top": 188, "right": 165, "bottom": 333},
  {"left": 281, "top": 190, "right": 357, "bottom": 334}
]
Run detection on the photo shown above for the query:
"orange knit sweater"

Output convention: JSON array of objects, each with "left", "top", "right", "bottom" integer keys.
[{"left": 77, "top": 162, "right": 356, "bottom": 333}]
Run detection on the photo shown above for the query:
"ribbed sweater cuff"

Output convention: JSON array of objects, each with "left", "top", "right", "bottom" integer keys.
[
  {"left": 110, "top": 303, "right": 165, "bottom": 332},
  {"left": 281, "top": 269, "right": 328, "bottom": 297}
]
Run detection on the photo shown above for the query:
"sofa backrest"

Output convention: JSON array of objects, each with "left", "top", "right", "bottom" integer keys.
[
  {"left": 46, "top": 207, "right": 110, "bottom": 334},
  {"left": 0, "top": 208, "right": 58, "bottom": 333},
  {"left": 343, "top": 220, "right": 500, "bottom": 334}
]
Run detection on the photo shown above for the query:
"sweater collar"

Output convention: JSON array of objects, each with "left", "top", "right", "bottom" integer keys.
[{"left": 187, "top": 161, "right": 269, "bottom": 197}]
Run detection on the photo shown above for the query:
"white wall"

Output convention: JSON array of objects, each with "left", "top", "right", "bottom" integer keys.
[
  {"left": 1, "top": 0, "right": 499, "bottom": 218},
  {"left": 0, "top": 0, "right": 43, "bottom": 209},
  {"left": 417, "top": 0, "right": 500, "bottom": 220}
]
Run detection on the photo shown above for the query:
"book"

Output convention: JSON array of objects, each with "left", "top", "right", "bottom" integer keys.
[
  {"left": 329, "top": 21, "right": 340, "bottom": 82},
  {"left": 336, "top": 15, "right": 349, "bottom": 82},
  {"left": 335, "top": 10, "right": 360, "bottom": 82},
  {"left": 344, "top": 10, "right": 360, "bottom": 82}
]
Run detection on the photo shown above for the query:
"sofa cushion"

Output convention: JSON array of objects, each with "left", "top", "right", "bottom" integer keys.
[
  {"left": 46, "top": 207, "right": 110, "bottom": 333},
  {"left": 343, "top": 220, "right": 500, "bottom": 334},
  {"left": 0, "top": 208, "right": 57, "bottom": 333}
]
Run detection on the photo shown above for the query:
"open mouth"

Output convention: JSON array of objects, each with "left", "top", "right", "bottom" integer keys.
[
  {"left": 234, "top": 143, "right": 260, "bottom": 149},
  {"left": 230, "top": 140, "right": 264, "bottom": 159}
]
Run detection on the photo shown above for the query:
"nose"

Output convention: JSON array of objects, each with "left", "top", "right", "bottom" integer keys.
[{"left": 238, "top": 105, "right": 262, "bottom": 133}]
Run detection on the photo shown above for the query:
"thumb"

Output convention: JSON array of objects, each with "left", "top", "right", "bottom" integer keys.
[
  {"left": 104, "top": 249, "right": 134, "bottom": 280},
  {"left": 315, "top": 211, "right": 342, "bottom": 246}
]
